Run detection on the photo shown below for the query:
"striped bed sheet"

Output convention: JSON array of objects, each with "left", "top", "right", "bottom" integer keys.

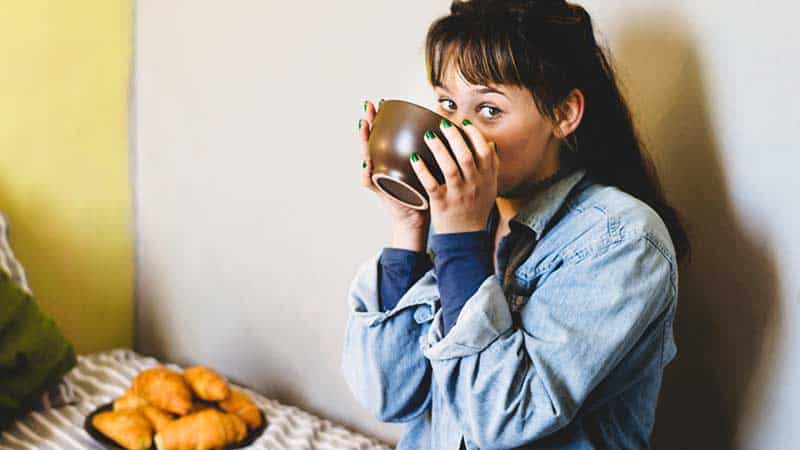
[{"left": 0, "top": 349, "right": 391, "bottom": 450}]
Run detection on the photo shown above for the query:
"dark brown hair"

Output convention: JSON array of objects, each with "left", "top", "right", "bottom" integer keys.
[{"left": 425, "top": 0, "right": 691, "bottom": 263}]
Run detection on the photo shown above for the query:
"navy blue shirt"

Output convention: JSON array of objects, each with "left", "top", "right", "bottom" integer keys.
[{"left": 378, "top": 206, "right": 499, "bottom": 335}]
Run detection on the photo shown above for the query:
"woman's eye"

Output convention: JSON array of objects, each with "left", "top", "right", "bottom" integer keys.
[
  {"left": 438, "top": 99, "right": 501, "bottom": 120},
  {"left": 479, "top": 105, "right": 501, "bottom": 119},
  {"left": 439, "top": 99, "right": 456, "bottom": 112}
]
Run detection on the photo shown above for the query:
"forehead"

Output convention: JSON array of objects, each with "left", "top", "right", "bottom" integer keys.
[
  {"left": 436, "top": 64, "right": 531, "bottom": 102},
  {"left": 436, "top": 66, "right": 505, "bottom": 96},
  {"left": 437, "top": 63, "right": 488, "bottom": 89},
  {"left": 432, "top": 39, "right": 520, "bottom": 91}
]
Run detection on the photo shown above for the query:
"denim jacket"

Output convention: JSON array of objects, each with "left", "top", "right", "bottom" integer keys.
[{"left": 341, "top": 168, "right": 679, "bottom": 449}]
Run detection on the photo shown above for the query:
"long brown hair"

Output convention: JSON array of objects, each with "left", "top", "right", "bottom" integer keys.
[{"left": 425, "top": 0, "right": 691, "bottom": 263}]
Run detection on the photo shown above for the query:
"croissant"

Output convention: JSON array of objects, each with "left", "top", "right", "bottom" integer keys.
[
  {"left": 188, "top": 400, "right": 216, "bottom": 414},
  {"left": 132, "top": 367, "right": 193, "bottom": 415},
  {"left": 217, "top": 389, "right": 262, "bottom": 430},
  {"left": 154, "top": 409, "right": 247, "bottom": 450},
  {"left": 140, "top": 405, "right": 175, "bottom": 432},
  {"left": 114, "top": 389, "right": 149, "bottom": 411},
  {"left": 184, "top": 366, "right": 230, "bottom": 401},
  {"left": 92, "top": 409, "right": 153, "bottom": 450}
]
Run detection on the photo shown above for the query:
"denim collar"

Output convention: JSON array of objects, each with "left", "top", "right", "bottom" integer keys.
[{"left": 506, "top": 166, "right": 589, "bottom": 240}]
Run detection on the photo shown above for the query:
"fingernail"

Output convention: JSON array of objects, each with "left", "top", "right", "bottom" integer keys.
[
  {"left": 424, "top": 130, "right": 436, "bottom": 140},
  {"left": 362, "top": 160, "right": 367, "bottom": 168},
  {"left": 363, "top": 100, "right": 368, "bottom": 111},
  {"left": 410, "top": 152, "right": 419, "bottom": 162},
  {"left": 358, "top": 119, "right": 362, "bottom": 130},
  {"left": 462, "top": 119, "right": 472, "bottom": 126},
  {"left": 440, "top": 118, "right": 452, "bottom": 128}
]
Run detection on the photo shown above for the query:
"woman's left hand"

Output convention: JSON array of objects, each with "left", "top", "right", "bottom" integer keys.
[{"left": 410, "top": 118, "right": 499, "bottom": 234}]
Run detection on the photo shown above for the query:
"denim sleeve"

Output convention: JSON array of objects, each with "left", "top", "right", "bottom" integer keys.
[
  {"left": 378, "top": 248, "right": 433, "bottom": 312},
  {"left": 429, "top": 231, "right": 493, "bottom": 335},
  {"left": 341, "top": 250, "right": 437, "bottom": 423},
  {"left": 420, "top": 234, "right": 676, "bottom": 448}
]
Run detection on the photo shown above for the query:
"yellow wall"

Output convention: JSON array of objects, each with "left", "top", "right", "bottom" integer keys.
[{"left": 0, "top": 1, "right": 133, "bottom": 353}]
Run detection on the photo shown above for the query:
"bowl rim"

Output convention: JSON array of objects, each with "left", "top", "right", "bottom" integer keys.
[
  {"left": 379, "top": 99, "right": 444, "bottom": 120},
  {"left": 371, "top": 173, "right": 429, "bottom": 211}
]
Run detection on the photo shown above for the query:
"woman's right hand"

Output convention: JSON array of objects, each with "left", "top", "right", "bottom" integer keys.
[{"left": 359, "top": 99, "right": 430, "bottom": 251}]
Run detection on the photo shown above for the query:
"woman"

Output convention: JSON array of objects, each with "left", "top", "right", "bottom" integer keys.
[{"left": 343, "top": 0, "right": 690, "bottom": 448}]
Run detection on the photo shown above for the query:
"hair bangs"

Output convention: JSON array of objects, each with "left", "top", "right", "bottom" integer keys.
[{"left": 426, "top": 23, "right": 524, "bottom": 91}]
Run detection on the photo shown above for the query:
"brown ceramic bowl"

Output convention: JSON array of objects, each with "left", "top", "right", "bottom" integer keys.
[{"left": 368, "top": 99, "right": 476, "bottom": 210}]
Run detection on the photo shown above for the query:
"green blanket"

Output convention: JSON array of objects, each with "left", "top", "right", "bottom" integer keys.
[{"left": 0, "top": 270, "right": 75, "bottom": 428}]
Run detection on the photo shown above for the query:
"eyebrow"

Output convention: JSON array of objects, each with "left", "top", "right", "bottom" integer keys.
[{"left": 439, "top": 85, "right": 508, "bottom": 98}]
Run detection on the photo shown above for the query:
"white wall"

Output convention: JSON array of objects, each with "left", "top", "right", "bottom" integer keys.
[{"left": 133, "top": 0, "right": 800, "bottom": 447}]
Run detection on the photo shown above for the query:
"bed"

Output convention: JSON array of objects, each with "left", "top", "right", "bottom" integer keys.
[{"left": 0, "top": 349, "right": 392, "bottom": 450}]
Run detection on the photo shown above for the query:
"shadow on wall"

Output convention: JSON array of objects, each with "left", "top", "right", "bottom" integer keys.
[{"left": 610, "top": 14, "right": 783, "bottom": 450}]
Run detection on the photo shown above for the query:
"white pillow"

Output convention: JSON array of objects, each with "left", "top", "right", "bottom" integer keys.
[{"left": 0, "top": 210, "right": 31, "bottom": 294}]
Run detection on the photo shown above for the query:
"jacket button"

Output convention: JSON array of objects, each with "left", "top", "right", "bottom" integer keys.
[{"left": 413, "top": 307, "right": 433, "bottom": 323}]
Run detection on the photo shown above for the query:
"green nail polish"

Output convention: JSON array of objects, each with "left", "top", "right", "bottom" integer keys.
[
  {"left": 363, "top": 100, "right": 368, "bottom": 111},
  {"left": 362, "top": 160, "right": 367, "bottom": 168},
  {"left": 440, "top": 118, "right": 452, "bottom": 128},
  {"left": 462, "top": 119, "right": 472, "bottom": 126},
  {"left": 358, "top": 119, "right": 362, "bottom": 130},
  {"left": 424, "top": 130, "right": 436, "bottom": 140},
  {"left": 410, "top": 152, "right": 419, "bottom": 162},
  {"left": 379, "top": 99, "right": 384, "bottom": 106}
]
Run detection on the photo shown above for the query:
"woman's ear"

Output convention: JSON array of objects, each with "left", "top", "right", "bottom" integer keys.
[{"left": 554, "top": 88, "right": 585, "bottom": 138}]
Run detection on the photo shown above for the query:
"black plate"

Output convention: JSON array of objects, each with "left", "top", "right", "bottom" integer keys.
[{"left": 84, "top": 402, "right": 267, "bottom": 450}]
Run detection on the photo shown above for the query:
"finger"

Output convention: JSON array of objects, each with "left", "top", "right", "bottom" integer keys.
[
  {"left": 423, "top": 129, "right": 463, "bottom": 187},
  {"left": 359, "top": 99, "right": 383, "bottom": 191},
  {"left": 358, "top": 100, "right": 377, "bottom": 143},
  {"left": 459, "top": 119, "right": 493, "bottom": 173},
  {"left": 364, "top": 99, "right": 377, "bottom": 123},
  {"left": 359, "top": 136, "right": 376, "bottom": 191},
  {"left": 490, "top": 141, "right": 499, "bottom": 173},
  {"left": 409, "top": 152, "right": 444, "bottom": 199},
  {"left": 358, "top": 116, "right": 379, "bottom": 192},
  {"left": 439, "top": 118, "right": 478, "bottom": 181}
]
